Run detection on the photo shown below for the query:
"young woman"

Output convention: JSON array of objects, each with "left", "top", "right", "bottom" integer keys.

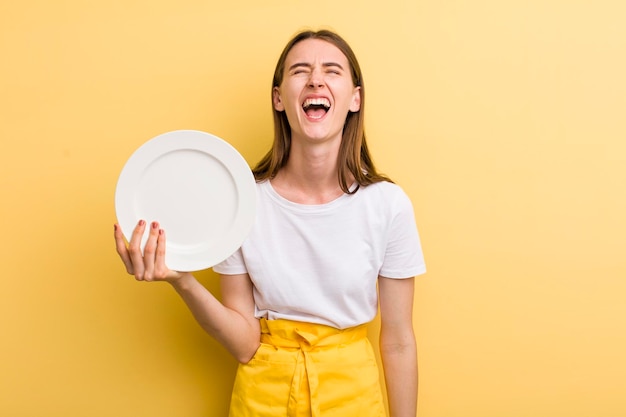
[{"left": 114, "top": 29, "right": 426, "bottom": 417}]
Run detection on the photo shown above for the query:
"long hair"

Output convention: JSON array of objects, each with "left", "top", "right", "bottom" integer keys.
[{"left": 253, "top": 29, "right": 392, "bottom": 193}]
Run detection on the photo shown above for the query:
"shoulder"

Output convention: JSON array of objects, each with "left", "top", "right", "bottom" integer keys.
[
  {"left": 254, "top": 179, "right": 272, "bottom": 200},
  {"left": 358, "top": 181, "right": 413, "bottom": 207},
  {"left": 361, "top": 180, "right": 405, "bottom": 194},
  {"left": 255, "top": 179, "right": 269, "bottom": 189}
]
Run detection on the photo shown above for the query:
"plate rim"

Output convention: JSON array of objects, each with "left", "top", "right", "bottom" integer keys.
[{"left": 114, "top": 129, "right": 256, "bottom": 271}]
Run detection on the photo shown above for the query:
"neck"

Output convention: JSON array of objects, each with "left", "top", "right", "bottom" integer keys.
[{"left": 272, "top": 135, "right": 346, "bottom": 204}]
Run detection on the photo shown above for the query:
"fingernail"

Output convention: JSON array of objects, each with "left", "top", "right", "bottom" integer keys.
[
  {"left": 113, "top": 224, "right": 118, "bottom": 231},
  {"left": 159, "top": 229, "right": 164, "bottom": 235},
  {"left": 138, "top": 220, "right": 145, "bottom": 226},
  {"left": 152, "top": 221, "right": 158, "bottom": 229}
]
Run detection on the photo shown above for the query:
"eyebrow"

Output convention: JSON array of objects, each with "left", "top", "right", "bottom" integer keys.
[{"left": 288, "top": 62, "right": 345, "bottom": 71}]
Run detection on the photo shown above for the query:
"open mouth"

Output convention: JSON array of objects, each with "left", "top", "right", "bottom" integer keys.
[{"left": 302, "top": 97, "right": 330, "bottom": 119}]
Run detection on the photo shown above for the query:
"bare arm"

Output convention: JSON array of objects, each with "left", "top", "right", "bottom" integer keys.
[
  {"left": 114, "top": 220, "right": 260, "bottom": 363},
  {"left": 170, "top": 272, "right": 260, "bottom": 363},
  {"left": 378, "top": 276, "right": 418, "bottom": 417}
]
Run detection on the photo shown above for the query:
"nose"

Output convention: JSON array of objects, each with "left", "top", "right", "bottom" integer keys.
[{"left": 307, "top": 68, "right": 325, "bottom": 88}]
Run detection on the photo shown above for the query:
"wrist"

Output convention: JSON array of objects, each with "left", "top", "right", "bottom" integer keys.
[{"left": 168, "top": 271, "right": 195, "bottom": 290}]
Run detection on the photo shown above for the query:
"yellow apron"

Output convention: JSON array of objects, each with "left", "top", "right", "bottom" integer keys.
[{"left": 228, "top": 318, "right": 385, "bottom": 417}]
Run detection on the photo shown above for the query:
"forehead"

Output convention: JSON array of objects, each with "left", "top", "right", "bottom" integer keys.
[{"left": 284, "top": 38, "right": 349, "bottom": 66}]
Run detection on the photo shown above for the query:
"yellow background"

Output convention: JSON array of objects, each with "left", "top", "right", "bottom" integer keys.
[{"left": 1, "top": 1, "right": 625, "bottom": 416}]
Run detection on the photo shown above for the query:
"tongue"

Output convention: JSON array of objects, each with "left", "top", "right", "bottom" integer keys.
[{"left": 305, "top": 107, "right": 327, "bottom": 119}]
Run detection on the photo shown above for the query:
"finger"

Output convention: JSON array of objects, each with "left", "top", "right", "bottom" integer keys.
[
  {"left": 154, "top": 227, "right": 174, "bottom": 279},
  {"left": 113, "top": 224, "right": 134, "bottom": 275},
  {"left": 142, "top": 221, "right": 161, "bottom": 281},
  {"left": 128, "top": 219, "right": 147, "bottom": 280}
]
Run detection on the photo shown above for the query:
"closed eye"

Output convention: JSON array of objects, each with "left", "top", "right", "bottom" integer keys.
[
  {"left": 288, "top": 62, "right": 345, "bottom": 76},
  {"left": 289, "top": 63, "right": 312, "bottom": 75},
  {"left": 323, "top": 63, "right": 344, "bottom": 75}
]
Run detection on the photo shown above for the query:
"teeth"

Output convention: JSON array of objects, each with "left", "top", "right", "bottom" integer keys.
[{"left": 303, "top": 98, "right": 330, "bottom": 108}]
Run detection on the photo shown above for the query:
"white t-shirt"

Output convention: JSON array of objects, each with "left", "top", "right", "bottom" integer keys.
[{"left": 213, "top": 180, "right": 426, "bottom": 329}]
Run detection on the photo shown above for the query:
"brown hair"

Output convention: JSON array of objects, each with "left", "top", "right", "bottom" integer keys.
[{"left": 252, "top": 29, "right": 392, "bottom": 193}]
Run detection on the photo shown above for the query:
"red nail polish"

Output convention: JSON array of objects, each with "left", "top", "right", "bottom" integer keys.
[
  {"left": 138, "top": 220, "right": 145, "bottom": 226},
  {"left": 159, "top": 229, "right": 164, "bottom": 235},
  {"left": 152, "top": 221, "right": 158, "bottom": 229},
  {"left": 113, "top": 224, "right": 117, "bottom": 231}
]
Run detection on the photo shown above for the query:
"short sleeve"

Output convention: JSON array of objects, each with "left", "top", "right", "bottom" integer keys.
[
  {"left": 212, "top": 247, "right": 248, "bottom": 275},
  {"left": 379, "top": 189, "right": 427, "bottom": 279}
]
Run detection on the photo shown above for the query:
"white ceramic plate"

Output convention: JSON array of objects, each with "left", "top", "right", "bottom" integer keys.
[{"left": 115, "top": 130, "right": 256, "bottom": 271}]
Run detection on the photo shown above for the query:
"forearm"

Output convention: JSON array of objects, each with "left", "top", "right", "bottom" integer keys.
[
  {"left": 169, "top": 273, "right": 260, "bottom": 363},
  {"left": 380, "top": 331, "right": 418, "bottom": 417}
]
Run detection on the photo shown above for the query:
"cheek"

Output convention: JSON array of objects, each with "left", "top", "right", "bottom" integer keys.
[
  {"left": 281, "top": 100, "right": 303, "bottom": 125},
  {"left": 278, "top": 86, "right": 302, "bottom": 108}
]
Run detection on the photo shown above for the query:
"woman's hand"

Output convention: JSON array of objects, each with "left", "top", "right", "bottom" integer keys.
[{"left": 114, "top": 220, "right": 185, "bottom": 282}]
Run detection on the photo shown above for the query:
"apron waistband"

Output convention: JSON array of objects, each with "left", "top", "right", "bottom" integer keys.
[{"left": 260, "top": 317, "right": 368, "bottom": 349}]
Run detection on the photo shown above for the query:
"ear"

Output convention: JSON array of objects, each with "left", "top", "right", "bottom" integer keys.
[
  {"left": 273, "top": 87, "right": 285, "bottom": 111},
  {"left": 349, "top": 86, "right": 361, "bottom": 112}
]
